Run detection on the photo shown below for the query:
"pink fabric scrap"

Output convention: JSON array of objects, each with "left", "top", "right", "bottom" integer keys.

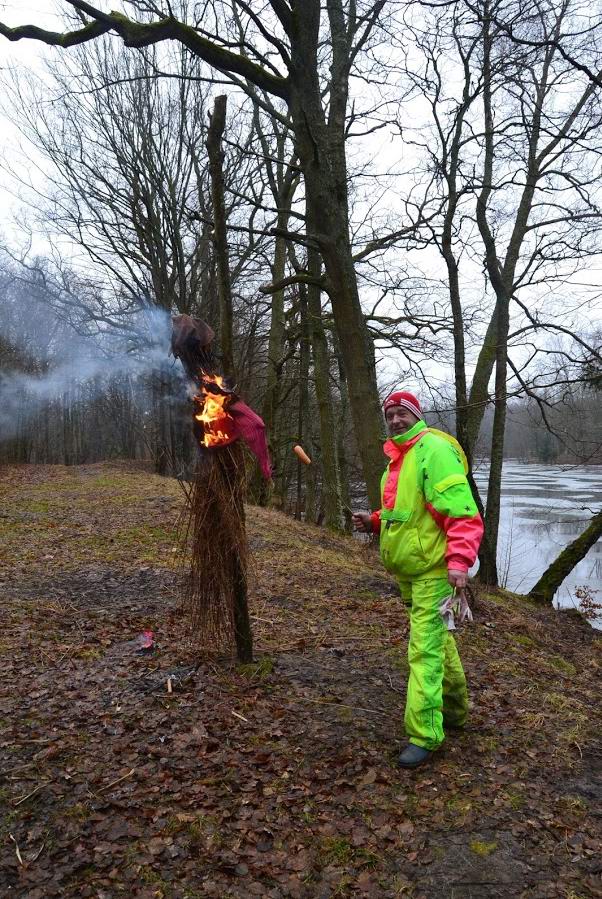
[{"left": 229, "top": 400, "right": 273, "bottom": 480}]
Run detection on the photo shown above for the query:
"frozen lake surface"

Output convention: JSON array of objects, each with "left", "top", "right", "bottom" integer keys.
[{"left": 472, "top": 462, "right": 602, "bottom": 628}]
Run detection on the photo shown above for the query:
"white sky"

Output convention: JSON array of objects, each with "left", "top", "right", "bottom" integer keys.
[{"left": 0, "top": 3, "right": 61, "bottom": 240}]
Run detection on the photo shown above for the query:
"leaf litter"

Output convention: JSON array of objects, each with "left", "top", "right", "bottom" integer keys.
[{"left": 0, "top": 461, "right": 600, "bottom": 898}]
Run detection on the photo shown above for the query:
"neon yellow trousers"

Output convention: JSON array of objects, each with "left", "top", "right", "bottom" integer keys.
[{"left": 398, "top": 577, "right": 468, "bottom": 751}]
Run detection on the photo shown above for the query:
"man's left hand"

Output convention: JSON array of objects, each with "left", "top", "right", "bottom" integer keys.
[{"left": 448, "top": 569, "right": 467, "bottom": 589}]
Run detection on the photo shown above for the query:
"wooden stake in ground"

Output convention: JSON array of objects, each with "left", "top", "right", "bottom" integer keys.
[{"left": 171, "top": 315, "right": 271, "bottom": 663}]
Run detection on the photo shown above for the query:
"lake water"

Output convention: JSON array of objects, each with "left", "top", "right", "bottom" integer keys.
[{"left": 472, "top": 462, "right": 602, "bottom": 628}]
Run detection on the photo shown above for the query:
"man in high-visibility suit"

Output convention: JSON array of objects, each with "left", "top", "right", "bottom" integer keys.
[{"left": 353, "top": 391, "right": 483, "bottom": 768}]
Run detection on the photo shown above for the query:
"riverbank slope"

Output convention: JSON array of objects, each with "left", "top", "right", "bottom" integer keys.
[{"left": 0, "top": 462, "right": 600, "bottom": 898}]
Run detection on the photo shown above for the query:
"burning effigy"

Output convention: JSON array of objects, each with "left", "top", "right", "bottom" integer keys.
[{"left": 171, "top": 314, "right": 271, "bottom": 662}]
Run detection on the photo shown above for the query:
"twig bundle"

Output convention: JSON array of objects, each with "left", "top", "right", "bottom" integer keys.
[
  {"left": 171, "top": 314, "right": 253, "bottom": 661},
  {"left": 182, "top": 441, "right": 250, "bottom": 656}
]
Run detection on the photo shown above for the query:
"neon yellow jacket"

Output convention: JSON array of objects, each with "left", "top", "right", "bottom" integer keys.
[{"left": 372, "top": 421, "right": 483, "bottom": 579}]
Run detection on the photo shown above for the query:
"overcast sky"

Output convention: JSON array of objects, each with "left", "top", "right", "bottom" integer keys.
[{"left": 0, "top": 3, "right": 60, "bottom": 239}]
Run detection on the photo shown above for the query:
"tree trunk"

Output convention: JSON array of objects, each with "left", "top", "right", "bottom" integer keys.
[
  {"left": 295, "top": 289, "right": 307, "bottom": 520},
  {"left": 333, "top": 336, "right": 352, "bottom": 531},
  {"left": 298, "top": 285, "right": 317, "bottom": 522},
  {"left": 478, "top": 291, "right": 510, "bottom": 586},
  {"left": 197, "top": 218, "right": 219, "bottom": 324},
  {"left": 465, "top": 306, "right": 500, "bottom": 456},
  {"left": 206, "top": 94, "right": 234, "bottom": 380},
  {"left": 288, "top": 3, "right": 384, "bottom": 508},
  {"left": 529, "top": 510, "right": 602, "bottom": 604},
  {"left": 149, "top": 366, "right": 176, "bottom": 476},
  {"left": 474, "top": 8, "right": 506, "bottom": 586},
  {"left": 262, "top": 227, "right": 287, "bottom": 438},
  {"left": 256, "top": 205, "right": 291, "bottom": 506},
  {"left": 305, "top": 245, "right": 343, "bottom": 531}
]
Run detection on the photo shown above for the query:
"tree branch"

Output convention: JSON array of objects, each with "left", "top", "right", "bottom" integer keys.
[
  {"left": 0, "top": 3, "right": 290, "bottom": 100},
  {"left": 259, "top": 272, "right": 325, "bottom": 294},
  {"left": 0, "top": 17, "right": 110, "bottom": 47}
]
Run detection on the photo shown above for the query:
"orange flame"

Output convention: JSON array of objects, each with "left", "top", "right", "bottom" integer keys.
[{"left": 193, "top": 374, "right": 236, "bottom": 447}]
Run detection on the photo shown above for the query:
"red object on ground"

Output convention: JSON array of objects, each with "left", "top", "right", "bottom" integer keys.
[{"left": 137, "top": 630, "right": 155, "bottom": 651}]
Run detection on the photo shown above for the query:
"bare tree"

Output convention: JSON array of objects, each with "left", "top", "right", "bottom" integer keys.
[
  {"left": 2, "top": 30, "right": 281, "bottom": 471},
  {"left": 0, "top": 0, "right": 400, "bottom": 506},
  {"left": 398, "top": 0, "right": 602, "bottom": 583}
]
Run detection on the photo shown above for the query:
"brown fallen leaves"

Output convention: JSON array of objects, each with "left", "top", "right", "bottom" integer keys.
[{"left": 0, "top": 463, "right": 600, "bottom": 898}]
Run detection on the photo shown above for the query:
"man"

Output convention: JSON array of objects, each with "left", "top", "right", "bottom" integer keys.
[{"left": 353, "top": 391, "right": 483, "bottom": 768}]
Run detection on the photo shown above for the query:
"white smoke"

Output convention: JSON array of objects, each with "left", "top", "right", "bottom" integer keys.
[{"left": 0, "top": 304, "right": 187, "bottom": 440}]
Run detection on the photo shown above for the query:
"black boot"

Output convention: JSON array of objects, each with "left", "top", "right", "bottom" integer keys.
[{"left": 398, "top": 744, "right": 432, "bottom": 768}]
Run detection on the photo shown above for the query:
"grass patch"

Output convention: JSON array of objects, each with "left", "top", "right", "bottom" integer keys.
[
  {"left": 300, "top": 802, "right": 316, "bottom": 825},
  {"left": 504, "top": 790, "right": 525, "bottom": 810},
  {"left": 544, "top": 691, "right": 572, "bottom": 713},
  {"left": 316, "top": 836, "right": 380, "bottom": 870},
  {"left": 476, "top": 735, "right": 499, "bottom": 752},
  {"left": 542, "top": 693, "right": 589, "bottom": 745},
  {"left": 470, "top": 839, "right": 497, "bottom": 856},
  {"left": 114, "top": 525, "right": 174, "bottom": 545},
  {"left": 446, "top": 797, "right": 472, "bottom": 816},
  {"left": 23, "top": 501, "right": 51, "bottom": 513},
  {"left": 318, "top": 837, "right": 355, "bottom": 866},
  {"left": 140, "top": 865, "right": 170, "bottom": 892},
  {"left": 162, "top": 813, "right": 223, "bottom": 850},
  {"left": 0, "top": 808, "right": 22, "bottom": 838},
  {"left": 237, "top": 656, "right": 275, "bottom": 681},
  {"left": 333, "top": 874, "right": 355, "bottom": 895},
  {"left": 87, "top": 476, "right": 133, "bottom": 489},
  {"left": 73, "top": 646, "right": 104, "bottom": 662},
  {"left": 62, "top": 803, "right": 91, "bottom": 821},
  {"left": 547, "top": 655, "right": 577, "bottom": 676},
  {"left": 508, "top": 633, "right": 535, "bottom": 648},
  {"left": 489, "top": 658, "right": 523, "bottom": 677},
  {"left": 557, "top": 795, "right": 588, "bottom": 818},
  {"left": 520, "top": 711, "right": 546, "bottom": 731},
  {"left": 387, "top": 646, "right": 409, "bottom": 675},
  {"left": 354, "top": 589, "right": 383, "bottom": 602}
]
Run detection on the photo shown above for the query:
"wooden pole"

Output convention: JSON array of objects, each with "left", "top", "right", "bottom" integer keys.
[{"left": 207, "top": 95, "right": 235, "bottom": 381}]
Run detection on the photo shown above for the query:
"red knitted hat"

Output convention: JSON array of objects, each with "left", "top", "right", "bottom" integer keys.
[{"left": 383, "top": 390, "right": 422, "bottom": 419}]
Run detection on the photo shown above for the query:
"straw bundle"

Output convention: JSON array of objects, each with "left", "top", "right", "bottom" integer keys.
[{"left": 171, "top": 314, "right": 253, "bottom": 662}]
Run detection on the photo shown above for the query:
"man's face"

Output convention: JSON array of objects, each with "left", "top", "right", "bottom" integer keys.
[{"left": 385, "top": 405, "right": 420, "bottom": 436}]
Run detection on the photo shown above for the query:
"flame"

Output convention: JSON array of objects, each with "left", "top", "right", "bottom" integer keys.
[{"left": 194, "top": 374, "right": 236, "bottom": 447}]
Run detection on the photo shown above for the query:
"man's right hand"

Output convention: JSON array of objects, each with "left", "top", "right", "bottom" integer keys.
[{"left": 352, "top": 511, "right": 372, "bottom": 533}]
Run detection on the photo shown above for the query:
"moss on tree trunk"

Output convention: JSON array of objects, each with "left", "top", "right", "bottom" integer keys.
[{"left": 528, "top": 510, "right": 602, "bottom": 604}]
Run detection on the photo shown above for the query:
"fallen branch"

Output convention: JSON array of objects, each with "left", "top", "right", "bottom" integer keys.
[
  {"left": 9, "top": 834, "right": 24, "bottom": 867},
  {"left": 296, "top": 697, "right": 388, "bottom": 716},
  {"left": 97, "top": 767, "right": 136, "bottom": 794},
  {"left": 13, "top": 782, "right": 50, "bottom": 806}
]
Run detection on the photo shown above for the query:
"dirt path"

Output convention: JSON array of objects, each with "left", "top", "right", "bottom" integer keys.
[{"left": 0, "top": 464, "right": 600, "bottom": 898}]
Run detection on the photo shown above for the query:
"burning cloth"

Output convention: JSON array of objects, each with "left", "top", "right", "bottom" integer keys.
[{"left": 171, "top": 314, "right": 271, "bottom": 479}]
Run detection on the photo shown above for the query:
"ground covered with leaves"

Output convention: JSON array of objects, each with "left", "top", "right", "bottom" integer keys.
[{"left": 0, "top": 462, "right": 600, "bottom": 898}]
